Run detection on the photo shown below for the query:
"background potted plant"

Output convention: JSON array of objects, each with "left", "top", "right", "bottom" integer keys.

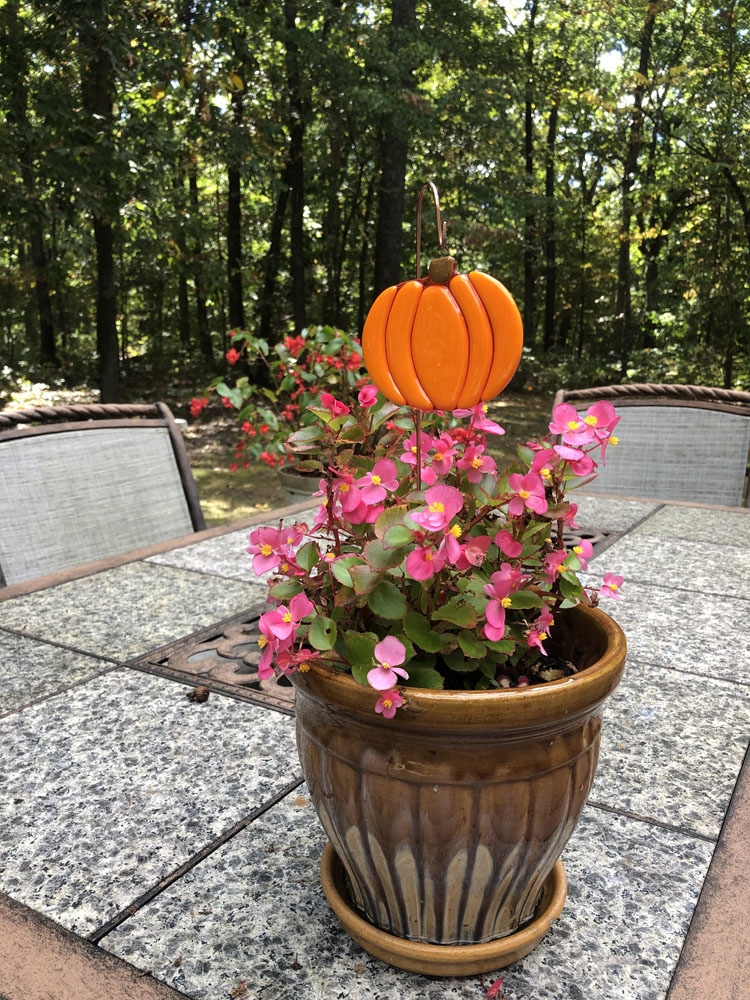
[
  {"left": 249, "top": 385, "right": 627, "bottom": 976},
  {"left": 190, "top": 325, "right": 369, "bottom": 502}
]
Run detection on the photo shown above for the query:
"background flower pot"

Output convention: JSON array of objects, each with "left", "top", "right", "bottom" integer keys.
[
  {"left": 276, "top": 466, "right": 319, "bottom": 504},
  {"left": 291, "top": 605, "right": 626, "bottom": 958}
]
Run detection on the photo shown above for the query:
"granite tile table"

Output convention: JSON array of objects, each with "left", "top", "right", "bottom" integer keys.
[{"left": 0, "top": 496, "right": 748, "bottom": 1000}]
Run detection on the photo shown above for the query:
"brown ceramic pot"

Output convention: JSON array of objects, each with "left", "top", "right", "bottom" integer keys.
[{"left": 291, "top": 605, "right": 626, "bottom": 948}]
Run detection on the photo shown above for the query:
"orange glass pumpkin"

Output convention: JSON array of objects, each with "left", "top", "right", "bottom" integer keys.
[{"left": 362, "top": 255, "right": 523, "bottom": 412}]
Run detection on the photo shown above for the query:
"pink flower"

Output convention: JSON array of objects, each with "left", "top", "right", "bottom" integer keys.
[
  {"left": 357, "top": 384, "right": 379, "bottom": 408},
  {"left": 454, "top": 403, "right": 506, "bottom": 436},
  {"left": 406, "top": 544, "right": 447, "bottom": 580},
  {"left": 456, "top": 444, "right": 497, "bottom": 483},
  {"left": 411, "top": 484, "right": 464, "bottom": 532},
  {"left": 276, "top": 647, "right": 320, "bottom": 676},
  {"left": 375, "top": 688, "right": 404, "bottom": 719},
  {"left": 527, "top": 608, "right": 555, "bottom": 655},
  {"left": 431, "top": 432, "right": 457, "bottom": 476},
  {"left": 531, "top": 448, "right": 558, "bottom": 483},
  {"left": 400, "top": 431, "right": 437, "bottom": 485},
  {"left": 562, "top": 502, "right": 579, "bottom": 528},
  {"left": 549, "top": 403, "right": 597, "bottom": 447},
  {"left": 320, "top": 391, "right": 350, "bottom": 417},
  {"left": 247, "top": 526, "right": 284, "bottom": 574},
  {"left": 507, "top": 472, "right": 548, "bottom": 517},
  {"left": 543, "top": 549, "right": 568, "bottom": 583},
  {"left": 356, "top": 459, "right": 399, "bottom": 504},
  {"left": 259, "top": 593, "right": 314, "bottom": 643},
  {"left": 442, "top": 531, "right": 490, "bottom": 570},
  {"left": 494, "top": 530, "right": 522, "bottom": 559},
  {"left": 367, "top": 636, "right": 409, "bottom": 690},
  {"left": 600, "top": 573, "right": 624, "bottom": 600},
  {"left": 569, "top": 538, "right": 593, "bottom": 570},
  {"left": 483, "top": 570, "right": 516, "bottom": 641}
]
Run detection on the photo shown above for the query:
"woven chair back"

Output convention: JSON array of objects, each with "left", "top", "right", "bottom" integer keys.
[
  {"left": 552, "top": 384, "right": 750, "bottom": 507},
  {"left": 0, "top": 403, "right": 206, "bottom": 587}
]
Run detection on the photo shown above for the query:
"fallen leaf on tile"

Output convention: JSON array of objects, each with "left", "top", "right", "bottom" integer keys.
[
  {"left": 295, "top": 796, "right": 308, "bottom": 807},
  {"left": 229, "top": 982, "right": 248, "bottom": 998}
]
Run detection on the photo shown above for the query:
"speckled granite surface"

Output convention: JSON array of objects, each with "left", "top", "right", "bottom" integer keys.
[
  {"left": 593, "top": 659, "right": 750, "bottom": 839},
  {"left": 0, "top": 562, "right": 262, "bottom": 661},
  {"left": 634, "top": 504, "right": 750, "bottom": 546},
  {"left": 570, "top": 495, "right": 660, "bottom": 533},
  {"left": 100, "top": 788, "right": 713, "bottom": 1000},
  {"left": 586, "top": 533, "right": 750, "bottom": 598},
  {"left": 146, "top": 528, "right": 268, "bottom": 584},
  {"left": 581, "top": 578, "right": 750, "bottom": 686},
  {"left": 0, "top": 669, "right": 299, "bottom": 935},
  {"left": 0, "top": 630, "right": 111, "bottom": 716}
]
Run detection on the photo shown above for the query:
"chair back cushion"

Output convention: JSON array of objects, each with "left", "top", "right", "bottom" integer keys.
[
  {"left": 579, "top": 403, "right": 750, "bottom": 506},
  {"left": 0, "top": 425, "right": 195, "bottom": 586}
]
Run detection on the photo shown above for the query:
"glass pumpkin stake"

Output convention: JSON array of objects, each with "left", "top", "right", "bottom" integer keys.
[{"left": 362, "top": 182, "right": 523, "bottom": 412}]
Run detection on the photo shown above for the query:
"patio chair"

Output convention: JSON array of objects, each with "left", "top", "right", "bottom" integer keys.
[
  {"left": 0, "top": 402, "right": 206, "bottom": 587},
  {"left": 552, "top": 383, "right": 750, "bottom": 507}
]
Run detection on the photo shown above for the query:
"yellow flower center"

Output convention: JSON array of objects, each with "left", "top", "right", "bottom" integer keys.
[
  {"left": 609, "top": 582, "right": 619, "bottom": 591},
  {"left": 281, "top": 562, "right": 289, "bottom": 572},
  {"left": 501, "top": 597, "right": 512, "bottom": 608},
  {"left": 538, "top": 631, "right": 548, "bottom": 641},
  {"left": 609, "top": 435, "right": 619, "bottom": 446},
  {"left": 541, "top": 467, "right": 551, "bottom": 479},
  {"left": 519, "top": 490, "right": 530, "bottom": 499},
  {"left": 573, "top": 545, "right": 583, "bottom": 555},
  {"left": 429, "top": 501, "right": 445, "bottom": 513},
  {"left": 381, "top": 662, "right": 391, "bottom": 670},
  {"left": 382, "top": 697, "right": 393, "bottom": 709},
  {"left": 449, "top": 524, "right": 462, "bottom": 538},
  {"left": 425, "top": 551, "right": 433, "bottom": 562},
  {"left": 339, "top": 482, "right": 350, "bottom": 493},
  {"left": 282, "top": 612, "right": 292, "bottom": 623},
  {"left": 287, "top": 536, "right": 294, "bottom": 544},
  {"left": 567, "top": 420, "right": 580, "bottom": 430},
  {"left": 471, "top": 457, "right": 483, "bottom": 468},
  {"left": 411, "top": 445, "right": 418, "bottom": 453},
  {"left": 299, "top": 661, "right": 310, "bottom": 672},
  {"left": 258, "top": 635, "right": 268, "bottom": 649},
  {"left": 583, "top": 415, "right": 598, "bottom": 426},
  {"left": 371, "top": 474, "right": 381, "bottom": 485},
  {"left": 324, "top": 551, "right": 335, "bottom": 561},
  {"left": 260, "top": 544, "right": 273, "bottom": 556}
]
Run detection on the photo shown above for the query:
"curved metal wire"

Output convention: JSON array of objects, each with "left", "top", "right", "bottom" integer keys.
[{"left": 415, "top": 181, "right": 449, "bottom": 279}]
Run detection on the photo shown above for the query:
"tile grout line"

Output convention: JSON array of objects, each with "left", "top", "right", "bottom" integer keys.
[
  {"left": 135, "top": 557, "right": 268, "bottom": 587},
  {"left": 0, "top": 625, "right": 122, "bottom": 663},
  {"left": 87, "top": 775, "right": 305, "bottom": 946},
  {"left": 622, "top": 657, "right": 750, "bottom": 689},
  {"left": 0, "top": 663, "right": 123, "bottom": 720},
  {"left": 587, "top": 799, "right": 718, "bottom": 844},
  {"left": 581, "top": 574, "right": 750, "bottom": 603}
]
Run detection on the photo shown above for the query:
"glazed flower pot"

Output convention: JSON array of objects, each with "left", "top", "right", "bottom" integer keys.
[
  {"left": 291, "top": 605, "right": 626, "bottom": 974},
  {"left": 276, "top": 466, "right": 319, "bottom": 504}
]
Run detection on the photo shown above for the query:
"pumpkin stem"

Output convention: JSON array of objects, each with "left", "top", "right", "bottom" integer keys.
[
  {"left": 416, "top": 181, "right": 449, "bottom": 278},
  {"left": 427, "top": 256, "right": 458, "bottom": 285}
]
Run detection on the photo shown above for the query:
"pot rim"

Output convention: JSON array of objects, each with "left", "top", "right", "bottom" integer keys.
[{"left": 291, "top": 604, "right": 626, "bottom": 732}]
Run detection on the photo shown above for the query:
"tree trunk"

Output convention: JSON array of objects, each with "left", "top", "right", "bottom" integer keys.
[
  {"left": 258, "top": 170, "right": 291, "bottom": 345},
  {"left": 284, "top": 0, "right": 307, "bottom": 333},
  {"left": 616, "top": 1, "right": 658, "bottom": 377},
  {"left": 227, "top": 86, "right": 245, "bottom": 330},
  {"left": 358, "top": 171, "right": 377, "bottom": 334},
  {"left": 523, "top": 0, "right": 538, "bottom": 346},
  {"left": 542, "top": 88, "right": 560, "bottom": 351},
  {"left": 2, "top": 0, "right": 57, "bottom": 366},
  {"left": 174, "top": 173, "right": 190, "bottom": 348},
  {"left": 189, "top": 163, "right": 212, "bottom": 361},
  {"left": 372, "top": 0, "right": 417, "bottom": 296}
]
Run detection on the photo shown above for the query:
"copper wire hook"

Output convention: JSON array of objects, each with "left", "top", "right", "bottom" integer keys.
[{"left": 415, "top": 181, "right": 449, "bottom": 279}]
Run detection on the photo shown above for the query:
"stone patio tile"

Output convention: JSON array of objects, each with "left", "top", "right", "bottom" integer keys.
[
  {"left": 146, "top": 528, "right": 266, "bottom": 585},
  {"left": 578, "top": 578, "right": 750, "bottom": 686},
  {"left": 0, "top": 669, "right": 299, "bottom": 935},
  {"left": 0, "top": 562, "right": 261, "bottom": 662},
  {"left": 0, "top": 631, "right": 110, "bottom": 716},
  {"left": 570, "top": 495, "right": 660, "bottom": 534},
  {"left": 634, "top": 504, "right": 750, "bottom": 547},
  {"left": 593, "top": 659, "right": 750, "bottom": 839},
  {"left": 585, "top": 533, "right": 750, "bottom": 598},
  {"left": 101, "top": 789, "right": 713, "bottom": 1000}
]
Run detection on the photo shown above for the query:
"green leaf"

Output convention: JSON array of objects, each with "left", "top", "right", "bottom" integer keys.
[
  {"left": 268, "top": 580, "right": 303, "bottom": 600},
  {"left": 508, "top": 591, "right": 546, "bottom": 609},
  {"left": 442, "top": 649, "right": 476, "bottom": 672},
  {"left": 369, "top": 401, "right": 402, "bottom": 430},
  {"left": 559, "top": 576, "right": 583, "bottom": 602},
  {"left": 484, "top": 638, "right": 516, "bottom": 654},
  {"left": 457, "top": 631, "right": 487, "bottom": 658},
  {"left": 383, "top": 524, "right": 414, "bottom": 548},
  {"left": 364, "top": 539, "right": 405, "bottom": 571},
  {"left": 343, "top": 630, "right": 377, "bottom": 669},
  {"left": 308, "top": 617, "right": 337, "bottom": 650},
  {"left": 330, "top": 555, "right": 366, "bottom": 588},
  {"left": 287, "top": 425, "right": 323, "bottom": 443},
  {"left": 404, "top": 664, "right": 444, "bottom": 689},
  {"left": 403, "top": 612, "right": 443, "bottom": 652},
  {"left": 349, "top": 563, "right": 383, "bottom": 595},
  {"left": 295, "top": 541, "right": 319, "bottom": 571},
  {"left": 368, "top": 580, "right": 407, "bottom": 619},
  {"left": 432, "top": 603, "right": 478, "bottom": 628},
  {"left": 374, "top": 505, "right": 408, "bottom": 540},
  {"left": 340, "top": 424, "right": 365, "bottom": 443}
]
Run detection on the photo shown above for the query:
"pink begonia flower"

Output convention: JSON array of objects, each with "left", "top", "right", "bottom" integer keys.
[
  {"left": 357, "top": 384, "right": 379, "bottom": 408},
  {"left": 247, "top": 526, "right": 285, "bottom": 574},
  {"left": 488, "top": 561, "right": 529, "bottom": 592},
  {"left": 483, "top": 570, "right": 516, "bottom": 641},
  {"left": 549, "top": 403, "right": 597, "bottom": 447},
  {"left": 507, "top": 471, "right": 548, "bottom": 516},
  {"left": 260, "top": 593, "right": 314, "bottom": 642},
  {"left": 442, "top": 531, "right": 491, "bottom": 570},
  {"left": 400, "top": 431, "right": 437, "bottom": 486},
  {"left": 531, "top": 447, "right": 559, "bottom": 484},
  {"left": 453, "top": 403, "right": 506, "bottom": 436},
  {"left": 375, "top": 688, "right": 404, "bottom": 718},
  {"left": 494, "top": 529, "right": 522, "bottom": 558},
  {"left": 569, "top": 538, "right": 593, "bottom": 570},
  {"left": 456, "top": 444, "right": 497, "bottom": 483},
  {"left": 320, "top": 391, "right": 350, "bottom": 417},
  {"left": 411, "top": 484, "right": 464, "bottom": 532},
  {"left": 276, "top": 647, "right": 320, "bottom": 676},
  {"left": 333, "top": 472, "right": 364, "bottom": 514},
  {"left": 600, "top": 573, "right": 624, "bottom": 600},
  {"left": 406, "top": 544, "right": 447, "bottom": 580},
  {"left": 356, "top": 459, "right": 399, "bottom": 504},
  {"left": 367, "top": 636, "right": 409, "bottom": 690},
  {"left": 431, "top": 432, "right": 457, "bottom": 475},
  {"left": 527, "top": 607, "right": 555, "bottom": 656},
  {"left": 562, "top": 502, "right": 579, "bottom": 528},
  {"left": 544, "top": 549, "right": 569, "bottom": 583}
]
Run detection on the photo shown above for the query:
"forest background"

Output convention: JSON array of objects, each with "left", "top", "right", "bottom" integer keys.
[{"left": 1, "top": 0, "right": 748, "bottom": 520}]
